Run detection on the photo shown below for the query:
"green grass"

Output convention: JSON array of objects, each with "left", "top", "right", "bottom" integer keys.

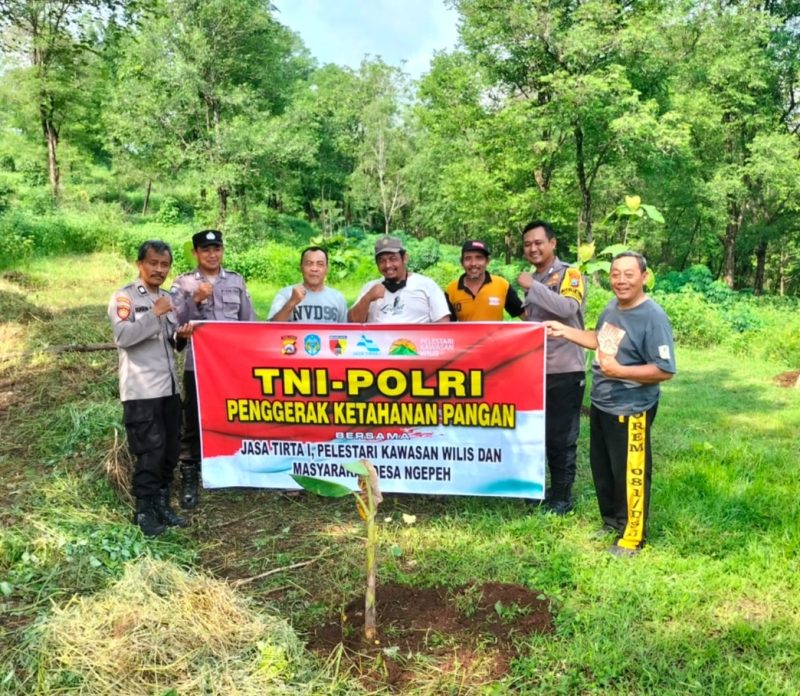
[{"left": 2, "top": 252, "right": 800, "bottom": 693}]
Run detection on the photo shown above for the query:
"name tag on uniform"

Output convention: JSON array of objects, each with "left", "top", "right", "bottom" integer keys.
[{"left": 488, "top": 297, "right": 501, "bottom": 306}]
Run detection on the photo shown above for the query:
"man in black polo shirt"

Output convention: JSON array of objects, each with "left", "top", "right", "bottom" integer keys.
[{"left": 445, "top": 240, "right": 524, "bottom": 321}]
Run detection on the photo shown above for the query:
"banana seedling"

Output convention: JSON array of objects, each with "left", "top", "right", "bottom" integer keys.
[{"left": 291, "top": 459, "right": 383, "bottom": 641}]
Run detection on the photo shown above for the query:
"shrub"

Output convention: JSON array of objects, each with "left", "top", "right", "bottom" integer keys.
[
  {"left": 423, "top": 260, "right": 462, "bottom": 289},
  {"left": 585, "top": 286, "right": 614, "bottom": 328},
  {"left": 155, "top": 196, "right": 182, "bottom": 224},
  {"left": 226, "top": 244, "right": 299, "bottom": 287},
  {"left": 18, "top": 159, "right": 46, "bottom": 187},
  {"left": 407, "top": 236, "right": 441, "bottom": 271},
  {"left": 0, "top": 179, "right": 14, "bottom": 213},
  {"left": 653, "top": 289, "right": 727, "bottom": 347},
  {"left": 0, "top": 154, "right": 15, "bottom": 172}
]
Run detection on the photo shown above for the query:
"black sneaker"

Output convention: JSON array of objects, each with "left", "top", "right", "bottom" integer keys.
[
  {"left": 545, "top": 498, "right": 574, "bottom": 516},
  {"left": 608, "top": 544, "right": 640, "bottom": 558}
]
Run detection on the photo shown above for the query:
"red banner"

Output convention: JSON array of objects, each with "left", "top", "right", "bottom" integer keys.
[{"left": 192, "top": 322, "right": 546, "bottom": 498}]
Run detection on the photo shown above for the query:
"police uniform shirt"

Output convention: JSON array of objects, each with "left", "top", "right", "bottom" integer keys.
[
  {"left": 108, "top": 282, "right": 179, "bottom": 401},
  {"left": 525, "top": 257, "right": 587, "bottom": 374},
  {"left": 445, "top": 272, "right": 524, "bottom": 321},
  {"left": 170, "top": 268, "right": 255, "bottom": 370}
]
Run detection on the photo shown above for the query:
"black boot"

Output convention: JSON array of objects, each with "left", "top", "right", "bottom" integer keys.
[
  {"left": 134, "top": 496, "right": 166, "bottom": 537},
  {"left": 545, "top": 483, "right": 574, "bottom": 516},
  {"left": 180, "top": 463, "right": 199, "bottom": 510},
  {"left": 155, "top": 487, "right": 188, "bottom": 527}
]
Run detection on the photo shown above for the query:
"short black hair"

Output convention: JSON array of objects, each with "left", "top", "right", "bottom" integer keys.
[
  {"left": 612, "top": 251, "right": 647, "bottom": 272},
  {"left": 522, "top": 220, "right": 556, "bottom": 240},
  {"left": 137, "top": 240, "right": 173, "bottom": 263},
  {"left": 300, "top": 246, "right": 328, "bottom": 264}
]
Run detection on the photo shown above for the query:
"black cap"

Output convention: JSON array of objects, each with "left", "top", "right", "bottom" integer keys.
[
  {"left": 461, "top": 240, "right": 490, "bottom": 256},
  {"left": 192, "top": 229, "right": 223, "bottom": 248}
]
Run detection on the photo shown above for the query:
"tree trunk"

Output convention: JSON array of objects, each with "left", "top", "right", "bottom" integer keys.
[
  {"left": 217, "top": 186, "right": 228, "bottom": 219},
  {"left": 722, "top": 199, "right": 742, "bottom": 289},
  {"left": 574, "top": 124, "right": 593, "bottom": 246},
  {"left": 142, "top": 178, "right": 152, "bottom": 215},
  {"left": 753, "top": 238, "right": 767, "bottom": 295},
  {"left": 44, "top": 118, "right": 59, "bottom": 198}
]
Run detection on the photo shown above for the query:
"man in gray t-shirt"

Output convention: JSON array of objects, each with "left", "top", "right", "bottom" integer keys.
[
  {"left": 544, "top": 252, "right": 676, "bottom": 556},
  {"left": 268, "top": 246, "right": 347, "bottom": 323}
]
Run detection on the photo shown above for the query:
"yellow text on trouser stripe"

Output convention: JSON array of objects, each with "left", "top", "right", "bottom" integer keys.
[{"left": 619, "top": 412, "right": 647, "bottom": 550}]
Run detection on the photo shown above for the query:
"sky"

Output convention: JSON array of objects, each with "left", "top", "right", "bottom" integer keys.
[{"left": 271, "top": 0, "right": 460, "bottom": 79}]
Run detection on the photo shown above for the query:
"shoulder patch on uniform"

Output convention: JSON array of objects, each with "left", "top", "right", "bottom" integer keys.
[
  {"left": 560, "top": 267, "right": 585, "bottom": 302},
  {"left": 115, "top": 295, "right": 132, "bottom": 320}
]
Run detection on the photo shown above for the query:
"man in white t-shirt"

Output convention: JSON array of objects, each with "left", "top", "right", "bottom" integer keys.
[
  {"left": 268, "top": 246, "right": 347, "bottom": 323},
  {"left": 348, "top": 235, "right": 450, "bottom": 324}
]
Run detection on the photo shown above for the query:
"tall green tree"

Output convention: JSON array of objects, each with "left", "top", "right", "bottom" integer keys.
[
  {"left": 0, "top": 0, "right": 138, "bottom": 196},
  {"left": 105, "top": 0, "right": 311, "bottom": 218},
  {"left": 347, "top": 59, "right": 413, "bottom": 234}
]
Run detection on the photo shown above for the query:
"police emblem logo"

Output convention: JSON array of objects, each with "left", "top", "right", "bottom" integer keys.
[
  {"left": 116, "top": 295, "right": 131, "bottom": 320},
  {"left": 304, "top": 334, "right": 321, "bottom": 356},
  {"left": 281, "top": 335, "right": 298, "bottom": 355},
  {"left": 206, "top": 231, "right": 216, "bottom": 240},
  {"left": 329, "top": 336, "right": 347, "bottom": 355}
]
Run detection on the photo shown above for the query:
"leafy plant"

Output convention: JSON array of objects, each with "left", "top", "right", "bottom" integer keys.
[
  {"left": 604, "top": 195, "right": 665, "bottom": 246},
  {"left": 291, "top": 459, "right": 383, "bottom": 641}
]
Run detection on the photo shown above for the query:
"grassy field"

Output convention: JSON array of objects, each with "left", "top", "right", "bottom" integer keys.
[{"left": 1, "top": 252, "right": 799, "bottom": 694}]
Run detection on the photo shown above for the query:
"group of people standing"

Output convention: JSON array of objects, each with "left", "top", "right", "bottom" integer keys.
[{"left": 108, "top": 221, "right": 676, "bottom": 556}]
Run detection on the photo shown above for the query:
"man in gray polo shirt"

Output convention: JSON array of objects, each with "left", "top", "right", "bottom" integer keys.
[
  {"left": 545, "top": 252, "right": 676, "bottom": 556},
  {"left": 171, "top": 229, "right": 256, "bottom": 509}
]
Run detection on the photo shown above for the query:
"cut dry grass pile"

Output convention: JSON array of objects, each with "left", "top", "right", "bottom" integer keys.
[{"left": 34, "top": 558, "right": 322, "bottom": 695}]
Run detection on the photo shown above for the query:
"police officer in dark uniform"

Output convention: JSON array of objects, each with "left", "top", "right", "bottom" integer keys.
[
  {"left": 170, "top": 229, "right": 256, "bottom": 509},
  {"left": 108, "top": 240, "right": 193, "bottom": 536}
]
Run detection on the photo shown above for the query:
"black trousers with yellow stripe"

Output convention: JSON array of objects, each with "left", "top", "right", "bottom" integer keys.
[{"left": 589, "top": 404, "right": 658, "bottom": 550}]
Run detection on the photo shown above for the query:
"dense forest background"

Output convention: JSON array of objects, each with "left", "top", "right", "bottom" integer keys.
[{"left": 0, "top": 0, "right": 799, "bottom": 295}]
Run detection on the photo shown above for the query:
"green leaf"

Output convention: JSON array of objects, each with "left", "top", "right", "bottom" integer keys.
[
  {"left": 390, "top": 544, "right": 403, "bottom": 557},
  {"left": 577, "top": 242, "right": 596, "bottom": 264},
  {"left": 625, "top": 195, "right": 641, "bottom": 210},
  {"left": 289, "top": 475, "right": 354, "bottom": 498},
  {"left": 640, "top": 204, "right": 665, "bottom": 223},
  {"left": 645, "top": 269, "right": 656, "bottom": 291},
  {"left": 0, "top": 581, "right": 12, "bottom": 597},
  {"left": 599, "top": 244, "right": 630, "bottom": 258},
  {"left": 585, "top": 260, "right": 611, "bottom": 275},
  {"left": 343, "top": 460, "right": 369, "bottom": 476}
]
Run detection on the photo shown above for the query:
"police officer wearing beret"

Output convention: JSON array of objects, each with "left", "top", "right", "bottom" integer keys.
[
  {"left": 108, "top": 240, "right": 193, "bottom": 536},
  {"left": 170, "top": 229, "right": 256, "bottom": 509}
]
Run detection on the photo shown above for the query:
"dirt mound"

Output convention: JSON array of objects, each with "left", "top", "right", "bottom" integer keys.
[
  {"left": 774, "top": 370, "right": 800, "bottom": 387},
  {"left": 309, "top": 581, "right": 554, "bottom": 689}
]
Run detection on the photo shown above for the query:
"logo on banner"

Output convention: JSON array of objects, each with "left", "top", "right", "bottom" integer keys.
[
  {"left": 354, "top": 335, "right": 381, "bottom": 355},
  {"left": 304, "top": 334, "right": 321, "bottom": 356},
  {"left": 281, "top": 335, "right": 298, "bottom": 355},
  {"left": 329, "top": 336, "right": 348, "bottom": 355},
  {"left": 389, "top": 338, "right": 417, "bottom": 356}
]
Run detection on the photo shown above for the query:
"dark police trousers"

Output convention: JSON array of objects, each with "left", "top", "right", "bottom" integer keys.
[
  {"left": 545, "top": 371, "right": 586, "bottom": 496},
  {"left": 180, "top": 370, "right": 201, "bottom": 465},
  {"left": 123, "top": 395, "right": 181, "bottom": 498}
]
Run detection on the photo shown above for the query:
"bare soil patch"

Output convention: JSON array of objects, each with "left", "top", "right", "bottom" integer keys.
[
  {"left": 308, "top": 581, "right": 554, "bottom": 690},
  {"left": 774, "top": 370, "right": 800, "bottom": 387}
]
